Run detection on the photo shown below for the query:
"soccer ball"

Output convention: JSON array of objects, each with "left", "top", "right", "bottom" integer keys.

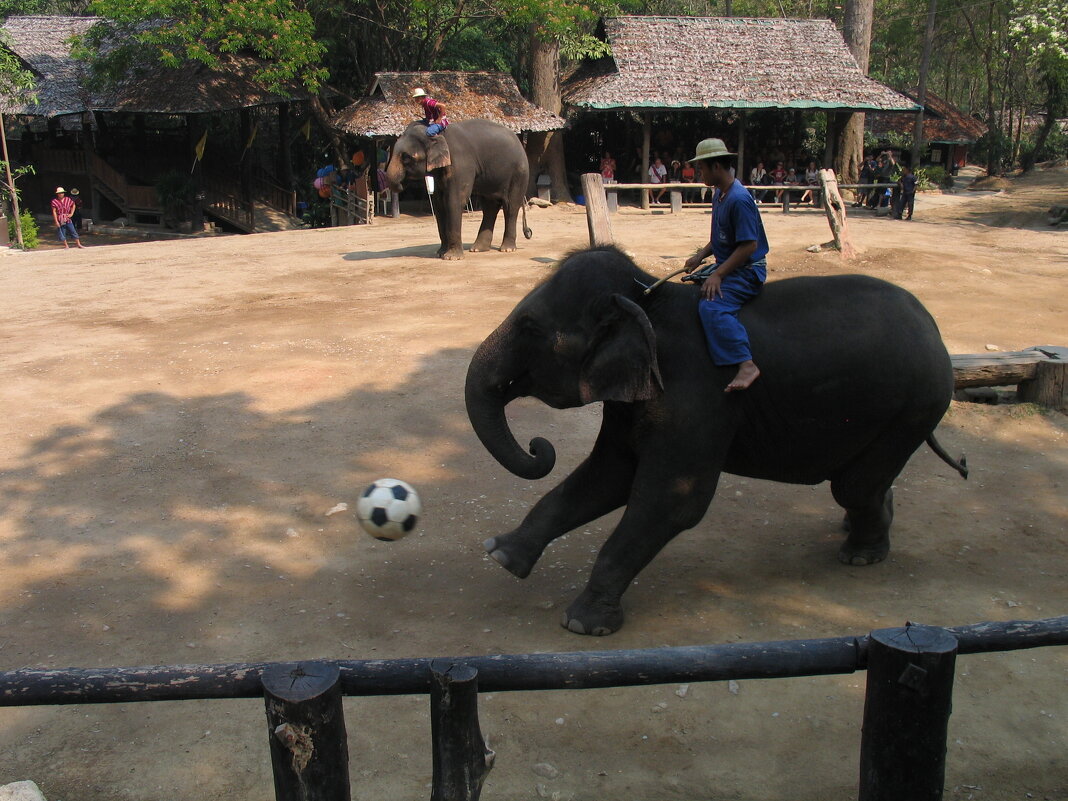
[{"left": 356, "top": 478, "right": 421, "bottom": 541}]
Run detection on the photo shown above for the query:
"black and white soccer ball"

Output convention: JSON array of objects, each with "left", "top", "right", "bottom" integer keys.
[{"left": 356, "top": 478, "right": 421, "bottom": 541}]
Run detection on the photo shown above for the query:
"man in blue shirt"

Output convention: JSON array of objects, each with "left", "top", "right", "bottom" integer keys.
[{"left": 683, "top": 138, "right": 770, "bottom": 392}]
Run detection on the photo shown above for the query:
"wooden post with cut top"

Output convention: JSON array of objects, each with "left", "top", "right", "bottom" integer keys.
[
  {"left": 263, "top": 662, "right": 350, "bottom": 801},
  {"left": 858, "top": 625, "right": 958, "bottom": 801},
  {"left": 430, "top": 660, "right": 495, "bottom": 801},
  {"left": 581, "top": 173, "right": 614, "bottom": 247}
]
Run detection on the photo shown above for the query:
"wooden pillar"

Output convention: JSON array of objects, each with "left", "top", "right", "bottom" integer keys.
[
  {"left": 669, "top": 190, "right": 682, "bottom": 214},
  {"left": 581, "top": 173, "right": 613, "bottom": 246},
  {"left": 277, "top": 102, "right": 293, "bottom": 192},
  {"left": 737, "top": 109, "right": 747, "bottom": 184},
  {"left": 263, "top": 662, "right": 350, "bottom": 801},
  {"left": 859, "top": 626, "right": 957, "bottom": 801},
  {"left": 239, "top": 108, "right": 252, "bottom": 201},
  {"left": 430, "top": 661, "right": 495, "bottom": 801},
  {"left": 823, "top": 111, "right": 836, "bottom": 168},
  {"left": 641, "top": 112, "right": 651, "bottom": 210}
]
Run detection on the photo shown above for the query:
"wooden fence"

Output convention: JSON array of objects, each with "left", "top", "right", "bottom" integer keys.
[
  {"left": 2, "top": 616, "right": 1066, "bottom": 801},
  {"left": 598, "top": 180, "right": 896, "bottom": 214}
]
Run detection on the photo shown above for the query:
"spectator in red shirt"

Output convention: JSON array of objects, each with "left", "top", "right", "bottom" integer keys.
[
  {"left": 50, "top": 187, "right": 85, "bottom": 249},
  {"left": 411, "top": 88, "right": 448, "bottom": 137}
]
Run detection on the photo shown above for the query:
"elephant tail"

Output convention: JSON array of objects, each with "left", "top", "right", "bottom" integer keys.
[
  {"left": 927, "top": 434, "right": 968, "bottom": 479},
  {"left": 522, "top": 202, "right": 532, "bottom": 239}
]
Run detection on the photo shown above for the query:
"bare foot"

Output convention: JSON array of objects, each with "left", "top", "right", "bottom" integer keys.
[{"left": 725, "top": 361, "right": 760, "bottom": 392}]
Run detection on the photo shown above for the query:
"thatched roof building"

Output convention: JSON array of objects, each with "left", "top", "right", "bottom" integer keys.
[
  {"left": 331, "top": 71, "right": 565, "bottom": 137},
  {"left": 868, "top": 89, "right": 988, "bottom": 145},
  {"left": 0, "top": 15, "right": 308, "bottom": 117},
  {"left": 564, "top": 16, "right": 919, "bottom": 112}
]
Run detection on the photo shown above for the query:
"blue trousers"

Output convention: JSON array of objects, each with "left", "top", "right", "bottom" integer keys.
[
  {"left": 56, "top": 221, "right": 79, "bottom": 242},
  {"left": 697, "top": 261, "right": 765, "bottom": 366}
]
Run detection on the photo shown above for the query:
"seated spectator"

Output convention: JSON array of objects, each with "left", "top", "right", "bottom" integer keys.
[
  {"left": 770, "top": 161, "right": 787, "bottom": 202},
  {"left": 681, "top": 159, "right": 698, "bottom": 201},
  {"left": 600, "top": 151, "right": 616, "bottom": 183},
  {"left": 784, "top": 166, "right": 801, "bottom": 203},
  {"left": 648, "top": 156, "right": 667, "bottom": 204},
  {"left": 800, "top": 160, "right": 820, "bottom": 205},
  {"left": 750, "top": 161, "right": 768, "bottom": 202}
]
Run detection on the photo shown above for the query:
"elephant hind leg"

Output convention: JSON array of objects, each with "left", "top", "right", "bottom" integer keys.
[
  {"left": 831, "top": 425, "right": 923, "bottom": 565},
  {"left": 470, "top": 198, "right": 502, "bottom": 252}
]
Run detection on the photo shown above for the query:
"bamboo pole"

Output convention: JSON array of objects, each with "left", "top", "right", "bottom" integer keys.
[{"left": 0, "top": 113, "right": 24, "bottom": 249}]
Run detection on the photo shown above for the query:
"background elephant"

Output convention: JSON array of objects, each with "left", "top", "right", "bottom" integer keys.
[
  {"left": 386, "top": 120, "right": 532, "bottom": 260},
  {"left": 465, "top": 246, "right": 968, "bottom": 635}
]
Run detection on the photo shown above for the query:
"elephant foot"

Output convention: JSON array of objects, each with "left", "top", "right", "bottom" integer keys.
[
  {"left": 499, "top": 243, "right": 517, "bottom": 252},
  {"left": 470, "top": 238, "right": 494, "bottom": 252},
  {"left": 440, "top": 248, "right": 465, "bottom": 260},
  {"left": 561, "top": 589, "right": 624, "bottom": 636},
  {"left": 837, "top": 539, "right": 889, "bottom": 566},
  {"left": 483, "top": 535, "right": 540, "bottom": 579}
]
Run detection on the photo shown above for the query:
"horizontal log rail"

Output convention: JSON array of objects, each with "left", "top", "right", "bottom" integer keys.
[
  {"left": 602, "top": 182, "right": 896, "bottom": 192},
  {"left": 951, "top": 347, "right": 1067, "bottom": 410},
  {"left": 2, "top": 615, "right": 1065, "bottom": 707}
]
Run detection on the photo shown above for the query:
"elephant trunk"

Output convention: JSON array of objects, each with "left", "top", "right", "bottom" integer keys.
[
  {"left": 385, "top": 154, "right": 407, "bottom": 192},
  {"left": 465, "top": 327, "right": 556, "bottom": 480}
]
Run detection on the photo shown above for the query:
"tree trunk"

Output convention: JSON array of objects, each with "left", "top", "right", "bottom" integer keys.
[
  {"left": 1022, "top": 75, "right": 1068, "bottom": 173},
  {"left": 835, "top": 0, "right": 873, "bottom": 185},
  {"left": 911, "top": 0, "right": 937, "bottom": 168},
  {"left": 528, "top": 31, "right": 571, "bottom": 203}
]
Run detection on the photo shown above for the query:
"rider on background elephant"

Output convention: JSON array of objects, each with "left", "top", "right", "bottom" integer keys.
[
  {"left": 465, "top": 246, "right": 967, "bottom": 636},
  {"left": 386, "top": 118, "right": 531, "bottom": 260}
]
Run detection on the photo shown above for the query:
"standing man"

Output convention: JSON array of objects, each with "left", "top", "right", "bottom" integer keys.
[
  {"left": 411, "top": 88, "right": 448, "bottom": 137},
  {"left": 50, "top": 187, "right": 85, "bottom": 249},
  {"left": 683, "top": 138, "right": 769, "bottom": 392}
]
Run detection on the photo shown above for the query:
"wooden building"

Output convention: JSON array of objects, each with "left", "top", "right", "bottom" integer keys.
[
  {"left": 563, "top": 16, "right": 918, "bottom": 196},
  {"left": 0, "top": 15, "right": 310, "bottom": 232},
  {"left": 331, "top": 71, "right": 565, "bottom": 139},
  {"left": 867, "top": 90, "right": 988, "bottom": 171}
]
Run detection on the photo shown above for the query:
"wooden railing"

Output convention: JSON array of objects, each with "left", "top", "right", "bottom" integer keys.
[
  {"left": 88, "top": 153, "right": 161, "bottom": 212},
  {"left": 0, "top": 616, "right": 1065, "bottom": 801},
  {"left": 253, "top": 174, "right": 297, "bottom": 217}
]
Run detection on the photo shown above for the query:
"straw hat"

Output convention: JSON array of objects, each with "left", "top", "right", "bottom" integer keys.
[
  {"left": 70, "top": 188, "right": 80, "bottom": 195},
  {"left": 54, "top": 186, "right": 66, "bottom": 194},
  {"left": 687, "top": 138, "right": 735, "bottom": 163},
  {"left": 411, "top": 88, "right": 427, "bottom": 98}
]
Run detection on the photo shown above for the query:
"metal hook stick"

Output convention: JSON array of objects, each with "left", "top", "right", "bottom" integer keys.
[{"left": 643, "top": 266, "right": 691, "bottom": 295}]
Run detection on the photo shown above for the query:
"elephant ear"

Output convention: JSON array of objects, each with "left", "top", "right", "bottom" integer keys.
[
  {"left": 425, "top": 135, "right": 452, "bottom": 171},
  {"left": 580, "top": 294, "right": 664, "bottom": 403}
]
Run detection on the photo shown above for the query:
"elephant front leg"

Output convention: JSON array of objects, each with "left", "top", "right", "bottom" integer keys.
[
  {"left": 562, "top": 467, "right": 720, "bottom": 636},
  {"left": 470, "top": 199, "right": 502, "bottom": 252},
  {"left": 484, "top": 418, "right": 637, "bottom": 578},
  {"left": 439, "top": 188, "right": 465, "bottom": 260}
]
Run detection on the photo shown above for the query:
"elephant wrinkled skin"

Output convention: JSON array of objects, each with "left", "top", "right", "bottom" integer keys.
[
  {"left": 464, "top": 246, "right": 967, "bottom": 635},
  {"left": 386, "top": 120, "right": 531, "bottom": 259}
]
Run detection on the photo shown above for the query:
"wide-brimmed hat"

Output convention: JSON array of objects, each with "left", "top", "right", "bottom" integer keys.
[
  {"left": 687, "top": 138, "right": 735, "bottom": 163},
  {"left": 411, "top": 87, "right": 427, "bottom": 98},
  {"left": 70, "top": 188, "right": 80, "bottom": 195},
  {"left": 54, "top": 186, "right": 66, "bottom": 194}
]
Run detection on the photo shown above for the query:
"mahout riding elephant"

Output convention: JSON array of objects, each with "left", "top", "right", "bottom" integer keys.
[
  {"left": 386, "top": 120, "right": 532, "bottom": 260},
  {"left": 465, "top": 246, "right": 967, "bottom": 635}
]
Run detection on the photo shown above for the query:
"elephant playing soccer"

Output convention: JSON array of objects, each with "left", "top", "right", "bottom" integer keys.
[{"left": 464, "top": 246, "right": 967, "bottom": 635}]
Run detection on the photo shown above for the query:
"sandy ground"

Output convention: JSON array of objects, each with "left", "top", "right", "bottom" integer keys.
[{"left": 1, "top": 167, "right": 1066, "bottom": 801}]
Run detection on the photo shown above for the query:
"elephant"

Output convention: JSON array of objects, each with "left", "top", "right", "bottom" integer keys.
[
  {"left": 465, "top": 246, "right": 968, "bottom": 636},
  {"left": 386, "top": 120, "right": 532, "bottom": 260}
]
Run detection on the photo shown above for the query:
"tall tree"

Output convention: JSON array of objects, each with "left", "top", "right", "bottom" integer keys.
[
  {"left": 835, "top": 0, "right": 873, "bottom": 184},
  {"left": 1011, "top": 0, "right": 1068, "bottom": 170}
]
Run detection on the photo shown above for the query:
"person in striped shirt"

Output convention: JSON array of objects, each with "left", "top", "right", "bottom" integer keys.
[
  {"left": 50, "top": 187, "right": 85, "bottom": 249},
  {"left": 411, "top": 88, "right": 448, "bottom": 137}
]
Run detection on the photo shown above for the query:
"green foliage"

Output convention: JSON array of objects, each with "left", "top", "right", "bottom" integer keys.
[
  {"left": 154, "top": 170, "right": 197, "bottom": 228},
  {"left": 915, "top": 165, "right": 945, "bottom": 190},
  {"left": 9, "top": 210, "right": 39, "bottom": 249},
  {"left": 80, "top": 0, "right": 326, "bottom": 93}
]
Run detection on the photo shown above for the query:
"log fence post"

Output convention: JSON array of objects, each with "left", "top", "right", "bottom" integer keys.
[
  {"left": 859, "top": 625, "right": 958, "bottom": 801},
  {"left": 263, "top": 661, "right": 351, "bottom": 801},
  {"left": 430, "top": 660, "right": 495, "bottom": 801},
  {"left": 580, "top": 173, "right": 614, "bottom": 247}
]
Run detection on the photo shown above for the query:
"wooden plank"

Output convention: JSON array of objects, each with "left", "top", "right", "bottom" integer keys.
[
  {"left": 951, "top": 350, "right": 1047, "bottom": 388},
  {"left": 819, "top": 169, "right": 854, "bottom": 257},
  {"left": 580, "top": 173, "right": 613, "bottom": 246}
]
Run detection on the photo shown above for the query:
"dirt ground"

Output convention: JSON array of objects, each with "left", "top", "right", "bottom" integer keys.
[{"left": 1, "top": 167, "right": 1066, "bottom": 801}]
